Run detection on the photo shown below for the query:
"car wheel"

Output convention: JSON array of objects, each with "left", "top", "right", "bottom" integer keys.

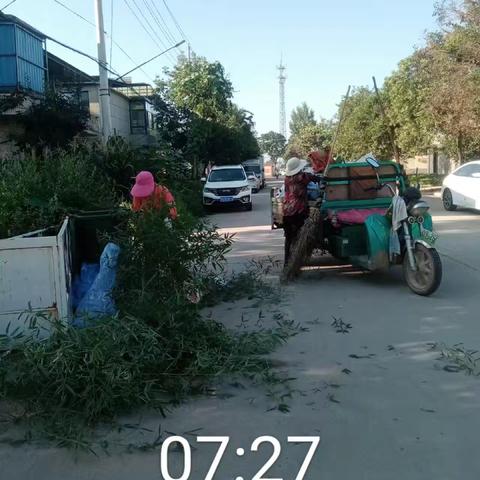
[
  {"left": 245, "top": 202, "right": 253, "bottom": 211},
  {"left": 442, "top": 188, "right": 457, "bottom": 211}
]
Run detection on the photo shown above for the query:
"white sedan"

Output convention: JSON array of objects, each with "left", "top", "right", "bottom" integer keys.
[{"left": 442, "top": 160, "right": 480, "bottom": 211}]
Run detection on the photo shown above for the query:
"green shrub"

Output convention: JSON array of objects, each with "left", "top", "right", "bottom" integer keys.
[
  {"left": 0, "top": 151, "right": 117, "bottom": 238},
  {"left": 113, "top": 208, "right": 233, "bottom": 319},
  {"left": 408, "top": 173, "right": 445, "bottom": 188}
]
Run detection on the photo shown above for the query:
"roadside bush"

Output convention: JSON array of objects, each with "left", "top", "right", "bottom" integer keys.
[
  {"left": 93, "top": 137, "right": 204, "bottom": 216},
  {"left": 113, "top": 208, "right": 234, "bottom": 322},
  {"left": 0, "top": 150, "right": 117, "bottom": 238},
  {"left": 410, "top": 173, "right": 446, "bottom": 188}
]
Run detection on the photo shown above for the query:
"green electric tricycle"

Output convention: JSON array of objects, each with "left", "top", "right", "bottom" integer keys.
[{"left": 272, "top": 158, "right": 443, "bottom": 296}]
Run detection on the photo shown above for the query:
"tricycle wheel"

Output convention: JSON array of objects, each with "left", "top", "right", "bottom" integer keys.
[{"left": 403, "top": 244, "right": 442, "bottom": 296}]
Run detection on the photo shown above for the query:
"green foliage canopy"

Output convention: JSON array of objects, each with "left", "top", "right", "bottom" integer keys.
[
  {"left": 289, "top": 102, "right": 316, "bottom": 136},
  {"left": 258, "top": 131, "right": 286, "bottom": 160}
]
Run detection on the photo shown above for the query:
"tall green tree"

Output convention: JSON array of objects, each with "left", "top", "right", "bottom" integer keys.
[
  {"left": 383, "top": 54, "right": 435, "bottom": 159},
  {"left": 156, "top": 56, "right": 259, "bottom": 174},
  {"left": 284, "top": 121, "right": 333, "bottom": 159},
  {"left": 334, "top": 87, "right": 393, "bottom": 160},
  {"left": 168, "top": 57, "right": 233, "bottom": 120},
  {"left": 289, "top": 102, "right": 316, "bottom": 136},
  {"left": 258, "top": 131, "right": 286, "bottom": 161}
]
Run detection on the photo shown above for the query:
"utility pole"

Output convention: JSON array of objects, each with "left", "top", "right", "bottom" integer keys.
[
  {"left": 94, "top": 0, "right": 112, "bottom": 141},
  {"left": 277, "top": 57, "right": 287, "bottom": 138}
]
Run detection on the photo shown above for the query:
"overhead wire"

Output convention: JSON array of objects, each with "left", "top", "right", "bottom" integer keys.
[
  {"left": 127, "top": 0, "right": 176, "bottom": 64},
  {"left": 0, "top": 0, "right": 17, "bottom": 12},
  {"left": 122, "top": 0, "right": 175, "bottom": 65},
  {"left": 45, "top": 31, "right": 166, "bottom": 107},
  {"left": 141, "top": 0, "right": 180, "bottom": 63},
  {"left": 52, "top": 0, "right": 155, "bottom": 82},
  {"left": 148, "top": 0, "right": 177, "bottom": 44},
  {"left": 142, "top": 0, "right": 177, "bottom": 46},
  {"left": 161, "top": 0, "right": 190, "bottom": 45}
]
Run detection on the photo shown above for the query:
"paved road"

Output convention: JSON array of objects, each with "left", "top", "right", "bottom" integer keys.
[
  {"left": 2, "top": 183, "right": 480, "bottom": 479},
  {"left": 208, "top": 183, "right": 480, "bottom": 479}
]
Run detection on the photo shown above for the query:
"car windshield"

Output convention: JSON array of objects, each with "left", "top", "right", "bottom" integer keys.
[{"left": 208, "top": 168, "right": 246, "bottom": 182}]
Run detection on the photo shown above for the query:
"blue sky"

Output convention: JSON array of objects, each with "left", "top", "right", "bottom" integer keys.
[{"left": 4, "top": 0, "right": 438, "bottom": 135}]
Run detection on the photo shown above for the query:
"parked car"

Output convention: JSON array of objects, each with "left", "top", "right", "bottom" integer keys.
[
  {"left": 242, "top": 159, "right": 265, "bottom": 189},
  {"left": 247, "top": 172, "right": 261, "bottom": 192},
  {"left": 203, "top": 165, "right": 252, "bottom": 211},
  {"left": 442, "top": 160, "right": 480, "bottom": 211}
]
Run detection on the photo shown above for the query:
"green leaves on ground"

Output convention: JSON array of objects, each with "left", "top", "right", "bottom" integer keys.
[{"left": 0, "top": 212, "right": 293, "bottom": 448}]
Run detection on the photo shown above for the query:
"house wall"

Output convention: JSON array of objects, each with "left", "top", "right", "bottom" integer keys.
[
  {"left": 82, "top": 85, "right": 131, "bottom": 137},
  {"left": 110, "top": 90, "right": 131, "bottom": 137},
  {"left": 0, "top": 22, "right": 45, "bottom": 94}
]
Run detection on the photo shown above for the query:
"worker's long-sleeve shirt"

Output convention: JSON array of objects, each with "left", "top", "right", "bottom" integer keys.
[
  {"left": 283, "top": 172, "right": 319, "bottom": 217},
  {"left": 132, "top": 184, "right": 178, "bottom": 219}
]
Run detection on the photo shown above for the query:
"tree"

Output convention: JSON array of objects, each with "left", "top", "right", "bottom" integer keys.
[
  {"left": 3, "top": 89, "right": 89, "bottom": 151},
  {"left": 421, "top": 1, "right": 480, "bottom": 163},
  {"left": 383, "top": 54, "right": 435, "bottom": 159},
  {"left": 285, "top": 121, "right": 333, "bottom": 159},
  {"left": 258, "top": 131, "right": 286, "bottom": 161},
  {"left": 334, "top": 87, "right": 393, "bottom": 160},
  {"left": 167, "top": 57, "right": 233, "bottom": 120},
  {"left": 289, "top": 102, "right": 316, "bottom": 136},
  {"left": 156, "top": 56, "right": 259, "bottom": 174}
]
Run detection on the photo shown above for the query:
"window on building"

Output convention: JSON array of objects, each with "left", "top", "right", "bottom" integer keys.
[
  {"left": 130, "top": 101, "right": 147, "bottom": 134},
  {"left": 79, "top": 90, "right": 90, "bottom": 111}
]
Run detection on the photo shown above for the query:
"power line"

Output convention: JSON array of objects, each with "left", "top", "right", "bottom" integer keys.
[
  {"left": 162, "top": 0, "right": 190, "bottom": 45},
  {"left": 148, "top": 0, "right": 177, "bottom": 44},
  {"left": 0, "top": 0, "right": 17, "bottom": 11},
  {"left": 52, "top": 0, "right": 154, "bottom": 82},
  {"left": 46, "top": 32, "right": 155, "bottom": 105},
  {"left": 142, "top": 0, "right": 177, "bottom": 46},
  {"left": 53, "top": 0, "right": 95, "bottom": 27},
  {"left": 109, "top": 0, "right": 114, "bottom": 67},
  {"left": 116, "top": 40, "right": 184, "bottom": 80},
  {"left": 123, "top": 0, "right": 175, "bottom": 65},
  {"left": 130, "top": 0, "right": 176, "bottom": 63}
]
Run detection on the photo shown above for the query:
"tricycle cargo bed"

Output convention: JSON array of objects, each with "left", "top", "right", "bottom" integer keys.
[{"left": 0, "top": 210, "right": 121, "bottom": 336}]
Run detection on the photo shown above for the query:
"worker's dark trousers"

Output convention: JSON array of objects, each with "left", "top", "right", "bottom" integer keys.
[{"left": 283, "top": 212, "right": 308, "bottom": 265}]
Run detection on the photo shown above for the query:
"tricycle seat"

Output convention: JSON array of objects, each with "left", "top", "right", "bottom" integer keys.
[{"left": 328, "top": 208, "right": 388, "bottom": 226}]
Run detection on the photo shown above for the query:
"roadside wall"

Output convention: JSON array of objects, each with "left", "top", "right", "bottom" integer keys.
[{"left": 404, "top": 153, "right": 455, "bottom": 175}]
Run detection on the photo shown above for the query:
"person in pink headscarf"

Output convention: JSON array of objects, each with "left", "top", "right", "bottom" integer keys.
[{"left": 130, "top": 171, "right": 177, "bottom": 220}]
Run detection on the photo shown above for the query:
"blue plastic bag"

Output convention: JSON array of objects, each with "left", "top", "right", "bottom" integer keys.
[
  {"left": 73, "top": 242, "right": 120, "bottom": 326},
  {"left": 71, "top": 263, "right": 100, "bottom": 309}
]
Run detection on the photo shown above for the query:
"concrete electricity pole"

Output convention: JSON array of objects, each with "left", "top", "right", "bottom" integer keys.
[
  {"left": 94, "top": 0, "right": 112, "bottom": 141},
  {"left": 277, "top": 58, "right": 287, "bottom": 138}
]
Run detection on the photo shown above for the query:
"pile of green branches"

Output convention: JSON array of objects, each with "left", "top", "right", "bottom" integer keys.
[{"left": 0, "top": 211, "right": 291, "bottom": 448}]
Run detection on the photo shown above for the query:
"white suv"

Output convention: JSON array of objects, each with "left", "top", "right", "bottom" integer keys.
[{"left": 203, "top": 165, "right": 252, "bottom": 211}]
